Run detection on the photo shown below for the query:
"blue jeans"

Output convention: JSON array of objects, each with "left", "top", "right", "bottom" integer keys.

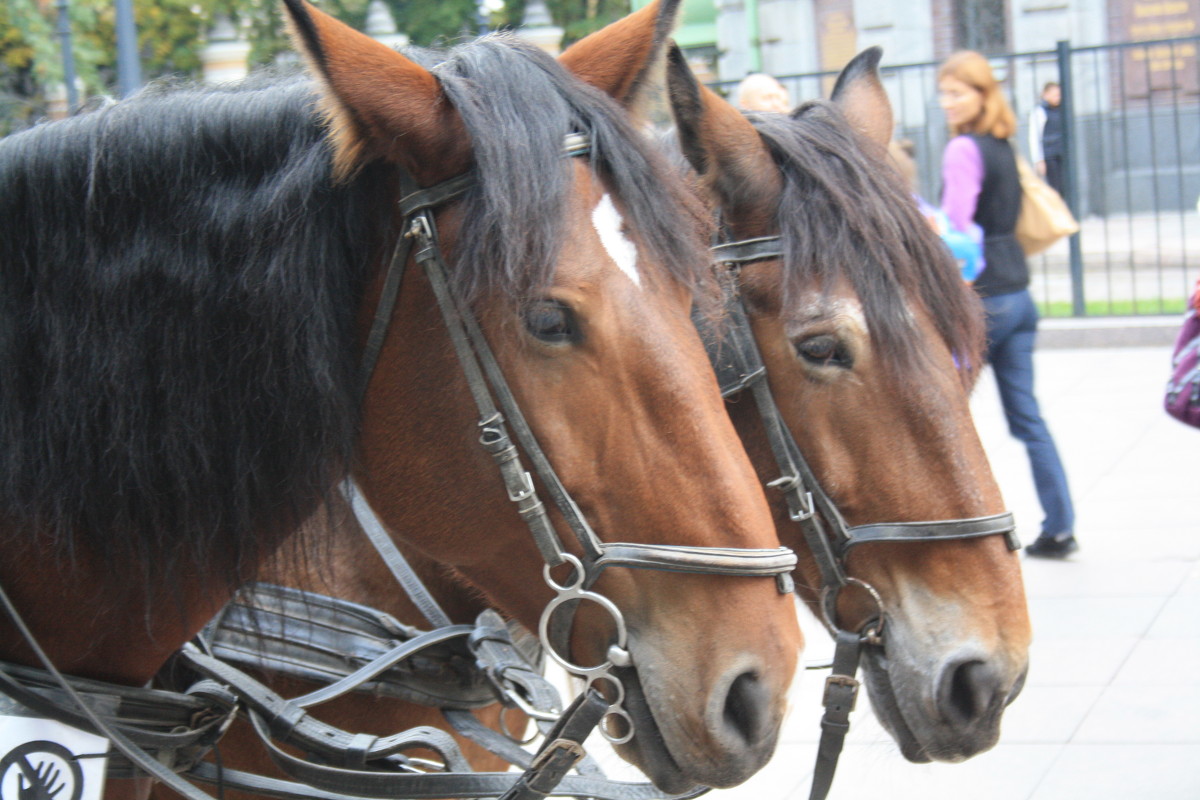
[{"left": 982, "top": 289, "right": 1075, "bottom": 537}]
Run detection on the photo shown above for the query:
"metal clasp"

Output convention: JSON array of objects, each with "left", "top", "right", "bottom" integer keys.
[
  {"left": 405, "top": 213, "right": 433, "bottom": 242},
  {"left": 821, "top": 674, "right": 860, "bottom": 712}
]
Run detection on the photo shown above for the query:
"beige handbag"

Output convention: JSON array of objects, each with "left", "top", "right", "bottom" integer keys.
[{"left": 1014, "top": 152, "right": 1079, "bottom": 256}]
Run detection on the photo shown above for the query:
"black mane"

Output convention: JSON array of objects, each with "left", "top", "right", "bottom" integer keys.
[
  {"left": 0, "top": 75, "right": 388, "bottom": 587},
  {"left": 747, "top": 104, "right": 985, "bottom": 378},
  {"left": 0, "top": 37, "right": 709, "bottom": 589}
]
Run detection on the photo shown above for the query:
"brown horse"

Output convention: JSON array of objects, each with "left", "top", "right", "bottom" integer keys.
[
  {"left": 664, "top": 46, "right": 1031, "bottom": 768},
  {"left": 0, "top": 0, "right": 801, "bottom": 796}
]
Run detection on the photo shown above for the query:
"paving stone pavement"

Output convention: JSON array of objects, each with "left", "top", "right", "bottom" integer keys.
[{"left": 580, "top": 337, "right": 1200, "bottom": 799}]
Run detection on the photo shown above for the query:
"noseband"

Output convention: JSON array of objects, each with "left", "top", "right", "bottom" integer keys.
[
  {"left": 352, "top": 135, "right": 796, "bottom": 743},
  {"left": 706, "top": 233, "right": 1020, "bottom": 800}
]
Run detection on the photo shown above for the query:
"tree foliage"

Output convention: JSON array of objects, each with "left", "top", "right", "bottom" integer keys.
[{"left": 1, "top": 0, "right": 631, "bottom": 133}]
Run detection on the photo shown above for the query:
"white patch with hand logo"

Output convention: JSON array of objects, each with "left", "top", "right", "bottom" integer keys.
[{"left": 592, "top": 194, "right": 641, "bottom": 287}]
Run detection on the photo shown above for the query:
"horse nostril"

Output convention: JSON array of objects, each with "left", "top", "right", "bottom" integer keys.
[
  {"left": 722, "top": 671, "right": 769, "bottom": 744},
  {"left": 939, "top": 659, "right": 1001, "bottom": 728}
]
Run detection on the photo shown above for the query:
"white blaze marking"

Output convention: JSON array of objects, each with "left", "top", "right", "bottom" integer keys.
[
  {"left": 793, "top": 296, "right": 871, "bottom": 336},
  {"left": 591, "top": 194, "right": 641, "bottom": 287}
]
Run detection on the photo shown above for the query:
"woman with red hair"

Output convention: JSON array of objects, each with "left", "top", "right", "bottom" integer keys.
[{"left": 938, "top": 51, "right": 1078, "bottom": 558}]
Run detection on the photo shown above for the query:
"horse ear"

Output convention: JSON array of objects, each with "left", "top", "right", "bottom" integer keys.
[
  {"left": 829, "top": 46, "right": 893, "bottom": 150},
  {"left": 665, "top": 43, "right": 781, "bottom": 222},
  {"left": 281, "top": 0, "right": 469, "bottom": 182},
  {"left": 558, "top": 0, "right": 681, "bottom": 109}
]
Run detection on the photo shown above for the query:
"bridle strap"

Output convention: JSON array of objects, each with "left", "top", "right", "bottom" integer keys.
[
  {"left": 341, "top": 480, "right": 454, "bottom": 629},
  {"left": 709, "top": 235, "right": 784, "bottom": 266},
  {"left": 808, "top": 630, "right": 862, "bottom": 800},
  {"left": 701, "top": 275, "right": 847, "bottom": 592},
  {"left": 844, "top": 511, "right": 1020, "bottom": 554},
  {"left": 356, "top": 170, "right": 476, "bottom": 404}
]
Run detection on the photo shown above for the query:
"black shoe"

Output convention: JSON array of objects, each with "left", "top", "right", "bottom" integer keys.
[{"left": 1024, "top": 533, "right": 1079, "bottom": 559}]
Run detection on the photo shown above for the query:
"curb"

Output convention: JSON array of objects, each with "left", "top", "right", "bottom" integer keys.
[{"left": 1037, "top": 315, "right": 1183, "bottom": 348}]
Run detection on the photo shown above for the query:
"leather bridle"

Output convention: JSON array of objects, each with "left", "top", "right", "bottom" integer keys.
[
  {"left": 352, "top": 133, "right": 797, "bottom": 745},
  {"left": 706, "top": 233, "right": 1020, "bottom": 800}
]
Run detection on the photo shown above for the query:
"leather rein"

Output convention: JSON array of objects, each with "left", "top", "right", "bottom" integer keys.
[{"left": 706, "top": 233, "right": 1020, "bottom": 800}]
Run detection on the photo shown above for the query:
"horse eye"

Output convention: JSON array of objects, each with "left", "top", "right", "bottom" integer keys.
[
  {"left": 794, "top": 334, "right": 852, "bottom": 368},
  {"left": 523, "top": 300, "right": 578, "bottom": 344}
]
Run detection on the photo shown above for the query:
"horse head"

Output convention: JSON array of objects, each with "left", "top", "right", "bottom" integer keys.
[
  {"left": 281, "top": 0, "right": 801, "bottom": 789},
  {"left": 666, "top": 44, "right": 1031, "bottom": 763}
]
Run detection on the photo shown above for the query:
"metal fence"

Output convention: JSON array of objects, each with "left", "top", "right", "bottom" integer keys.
[{"left": 713, "top": 36, "right": 1200, "bottom": 318}]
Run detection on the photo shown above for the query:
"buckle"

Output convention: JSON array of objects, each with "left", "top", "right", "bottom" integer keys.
[
  {"left": 822, "top": 674, "right": 859, "bottom": 712},
  {"left": 528, "top": 737, "right": 586, "bottom": 772}
]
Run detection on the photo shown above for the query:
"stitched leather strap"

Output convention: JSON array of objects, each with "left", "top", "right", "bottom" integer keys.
[{"left": 807, "top": 630, "right": 862, "bottom": 800}]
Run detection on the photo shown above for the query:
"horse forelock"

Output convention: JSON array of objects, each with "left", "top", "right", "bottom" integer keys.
[
  {"left": 748, "top": 106, "right": 985, "bottom": 384},
  {"left": 412, "top": 34, "right": 713, "bottom": 309},
  {"left": 0, "top": 74, "right": 392, "bottom": 587}
]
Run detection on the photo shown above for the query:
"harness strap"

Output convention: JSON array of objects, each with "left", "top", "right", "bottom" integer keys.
[
  {"left": 183, "top": 647, "right": 476, "bottom": 775},
  {"left": 340, "top": 480, "right": 455, "bottom": 629},
  {"left": 0, "top": 582, "right": 228, "bottom": 800},
  {"left": 496, "top": 688, "right": 607, "bottom": 800},
  {"left": 0, "top": 663, "right": 234, "bottom": 778},
  {"left": 467, "top": 610, "right": 557, "bottom": 719},
  {"left": 203, "top": 583, "right": 494, "bottom": 710},
  {"left": 288, "top": 626, "right": 476, "bottom": 710},
  {"left": 807, "top": 630, "right": 863, "bottom": 800},
  {"left": 185, "top": 759, "right": 698, "bottom": 800},
  {"left": 701, "top": 286, "right": 847, "bottom": 592},
  {"left": 593, "top": 542, "right": 798, "bottom": 578},
  {"left": 177, "top": 661, "right": 674, "bottom": 800},
  {"left": 412, "top": 225, "right": 584, "bottom": 566}
]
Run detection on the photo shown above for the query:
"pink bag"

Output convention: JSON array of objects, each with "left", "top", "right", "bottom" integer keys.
[{"left": 1165, "top": 309, "right": 1200, "bottom": 428}]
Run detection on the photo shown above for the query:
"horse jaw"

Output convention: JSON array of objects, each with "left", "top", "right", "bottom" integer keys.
[
  {"left": 859, "top": 584, "right": 1030, "bottom": 762},
  {"left": 611, "top": 648, "right": 785, "bottom": 792}
]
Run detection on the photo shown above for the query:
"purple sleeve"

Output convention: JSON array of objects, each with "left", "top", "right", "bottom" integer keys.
[{"left": 940, "top": 136, "right": 984, "bottom": 235}]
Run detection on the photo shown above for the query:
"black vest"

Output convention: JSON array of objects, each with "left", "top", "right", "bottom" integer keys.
[
  {"left": 969, "top": 134, "right": 1028, "bottom": 298},
  {"left": 1040, "top": 101, "right": 1064, "bottom": 159}
]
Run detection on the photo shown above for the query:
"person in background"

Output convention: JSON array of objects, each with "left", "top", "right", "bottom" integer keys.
[
  {"left": 1029, "top": 81, "right": 1065, "bottom": 196},
  {"left": 888, "top": 138, "right": 983, "bottom": 282},
  {"left": 938, "top": 51, "right": 1078, "bottom": 559},
  {"left": 735, "top": 73, "right": 791, "bottom": 113}
]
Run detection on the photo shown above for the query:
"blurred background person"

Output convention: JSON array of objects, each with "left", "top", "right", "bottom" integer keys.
[
  {"left": 1029, "top": 81, "right": 1065, "bottom": 196},
  {"left": 938, "top": 51, "right": 1078, "bottom": 559},
  {"left": 735, "top": 73, "right": 791, "bottom": 113}
]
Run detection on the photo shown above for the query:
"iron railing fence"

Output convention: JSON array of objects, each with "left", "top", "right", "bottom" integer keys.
[{"left": 712, "top": 36, "right": 1200, "bottom": 317}]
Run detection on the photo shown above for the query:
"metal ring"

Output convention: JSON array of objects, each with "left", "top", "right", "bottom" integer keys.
[
  {"left": 543, "top": 552, "right": 585, "bottom": 593},
  {"left": 585, "top": 672, "right": 626, "bottom": 710},
  {"left": 599, "top": 706, "right": 635, "bottom": 745},
  {"left": 820, "top": 577, "right": 886, "bottom": 639},
  {"left": 538, "top": 554, "right": 630, "bottom": 678},
  {"left": 499, "top": 706, "right": 540, "bottom": 746}
]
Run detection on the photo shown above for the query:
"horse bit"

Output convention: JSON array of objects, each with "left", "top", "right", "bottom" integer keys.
[{"left": 706, "top": 233, "right": 1020, "bottom": 800}]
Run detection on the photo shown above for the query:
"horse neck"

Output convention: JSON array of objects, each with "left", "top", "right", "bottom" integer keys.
[
  {"left": 0, "top": 534, "right": 265, "bottom": 686},
  {"left": 257, "top": 497, "right": 491, "bottom": 627}
]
